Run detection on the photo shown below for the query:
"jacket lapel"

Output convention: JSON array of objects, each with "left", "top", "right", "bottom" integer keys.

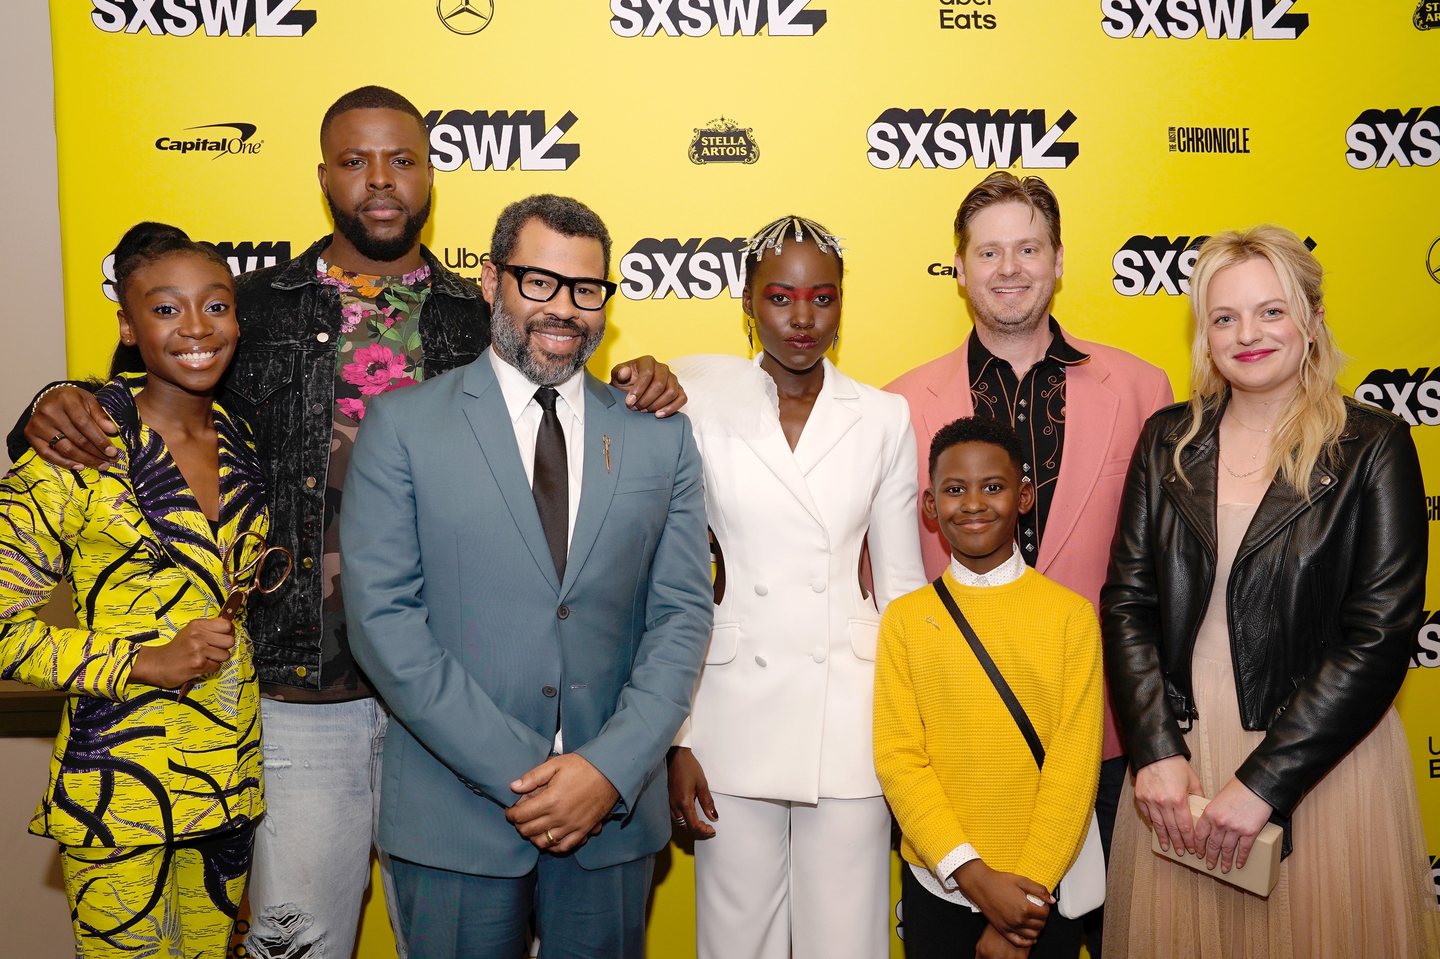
[
  {"left": 739, "top": 357, "right": 826, "bottom": 528},
  {"left": 1235, "top": 436, "right": 1350, "bottom": 564},
  {"left": 792, "top": 361, "right": 862, "bottom": 477},
  {"left": 1160, "top": 410, "right": 1221, "bottom": 558},
  {"left": 921, "top": 338, "right": 976, "bottom": 452},
  {"left": 460, "top": 358, "right": 562, "bottom": 594},
  {"left": 559, "top": 375, "right": 624, "bottom": 601},
  {"left": 1037, "top": 349, "right": 1119, "bottom": 573}
]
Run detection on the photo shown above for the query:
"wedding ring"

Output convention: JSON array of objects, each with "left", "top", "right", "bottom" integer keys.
[
  {"left": 545, "top": 828, "right": 558, "bottom": 846},
  {"left": 674, "top": 817, "right": 687, "bottom": 826},
  {"left": 48, "top": 433, "right": 65, "bottom": 449}
]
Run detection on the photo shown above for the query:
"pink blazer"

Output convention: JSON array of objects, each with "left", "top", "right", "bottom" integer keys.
[{"left": 885, "top": 329, "right": 1174, "bottom": 761}]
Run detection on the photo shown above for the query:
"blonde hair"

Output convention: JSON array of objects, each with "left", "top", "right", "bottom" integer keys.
[{"left": 1173, "top": 225, "right": 1348, "bottom": 494}]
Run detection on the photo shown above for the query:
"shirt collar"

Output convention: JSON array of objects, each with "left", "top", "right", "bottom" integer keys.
[
  {"left": 968, "top": 316, "right": 1090, "bottom": 377},
  {"left": 949, "top": 542, "right": 1026, "bottom": 588},
  {"left": 486, "top": 346, "right": 586, "bottom": 426}
]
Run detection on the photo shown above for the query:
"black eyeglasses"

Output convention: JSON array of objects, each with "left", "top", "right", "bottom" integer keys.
[{"left": 498, "top": 263, "right": 617, "bottom": 311}]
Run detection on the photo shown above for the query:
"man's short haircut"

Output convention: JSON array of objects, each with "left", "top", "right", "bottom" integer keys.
[
  {"left": 953, "top": 171, "right": 1061, "bottom": 258},
  {"left": 320, "top": 86, "right": 426, "bottom": 149},
  {"left": 929, "top": 416, "right": 1027, "bottom": 478},
  {"left": 490, "top": 194, "right": 613, "bottom": 276}
]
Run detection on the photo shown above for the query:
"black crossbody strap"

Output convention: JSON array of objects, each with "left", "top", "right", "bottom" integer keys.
[{"left": 933, "top": 575, "right": 1046, "bottom": 771}]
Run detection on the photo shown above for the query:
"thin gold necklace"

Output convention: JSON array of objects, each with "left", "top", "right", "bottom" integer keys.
[{"left": 1220, "top": 455, "right": 1266, "bottom": 479}]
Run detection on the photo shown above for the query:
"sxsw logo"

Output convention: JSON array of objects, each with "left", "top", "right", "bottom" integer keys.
[
  {"left": 866, "top": 110, "right": 1078, "bottom": 170},
  {"left": 1408, "top": 611, "right": 1440, "bottom": 668},
  {"left": 1101, "top": 0, "right": 1308, "bottom": 38},
  {"left": 91, "top": 0, "right": 316, "bottom": 36},
  {"left": 1345, "top": 108, "right": 1440, "bottom": 170},
  {"left": 424, "top": 110, "right": 580, "bottom": 172},
  {"left": 1112, "top": 236, "right": 1207, "bottom": 296},
  {"left": 618, "top": 238, "right": 747, "bottom": 300},
  {"left": 1355, "top": 368, "right": 1440, "bottom": 426},
  {"left": 609, "top": 0, "right": 826, "bottom": 36},
  {"left": 101, "top": 241, "right": 290, "bottom": 301}
]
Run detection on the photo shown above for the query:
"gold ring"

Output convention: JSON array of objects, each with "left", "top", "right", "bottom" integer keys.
[{"left": 546, "top": 828, "right": 558, "bottom": 846}]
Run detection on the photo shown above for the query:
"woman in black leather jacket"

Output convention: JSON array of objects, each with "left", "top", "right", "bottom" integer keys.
[{"left": 1100, "top": 225, "right": 1438, "bottom": 958}]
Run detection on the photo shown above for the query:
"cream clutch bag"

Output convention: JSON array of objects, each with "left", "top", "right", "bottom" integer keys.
[{"left": 1150, "top": 794, "right": 1283, "bottom": 897}]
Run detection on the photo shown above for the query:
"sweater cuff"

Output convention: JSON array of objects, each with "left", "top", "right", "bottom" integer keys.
[{"left": 936, "top": 843, "right": 980, "bottom": 892}]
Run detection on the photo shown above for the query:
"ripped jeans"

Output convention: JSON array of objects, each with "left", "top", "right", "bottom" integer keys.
[{"left": 246, "top": 697, "right": 406, "bottom": 959}]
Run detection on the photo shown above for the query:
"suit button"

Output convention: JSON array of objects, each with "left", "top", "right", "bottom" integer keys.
[
  {"left": 557, "top": 605, "right": 570, "bottom": 619},
  {"left": 754, "top": 584, "right": 768, "bottom": 596},
  {"left": 812, "top": 647, "right": 827, "bottom": 664},
  {"left": 542, "top": 685, "right": 558, "bottom": 698},
  {"left": 811, "top": 579, "right": 826, "bottom": 593},
  {"left": 754, "top": 655, "right": 767, "bottom": 667}
]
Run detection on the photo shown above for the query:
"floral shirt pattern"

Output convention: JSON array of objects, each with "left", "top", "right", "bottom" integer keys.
[{"left": 313, "top": 259, "right": 432, "bottom": 696}]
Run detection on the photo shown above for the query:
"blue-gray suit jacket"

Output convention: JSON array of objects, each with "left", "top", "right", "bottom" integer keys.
[{"left": 340, "top": 355, "right": 712, "bottom": 875}]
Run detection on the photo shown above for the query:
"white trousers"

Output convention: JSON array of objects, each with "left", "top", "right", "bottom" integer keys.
[{"left": 694, "top": 793, "right": 891, "bottom": 959}]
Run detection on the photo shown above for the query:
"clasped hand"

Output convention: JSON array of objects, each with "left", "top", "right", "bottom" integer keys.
[
  {"left": 1135, "top": 755, "right": 1272, "bottom": 872},
  {"left": 506, "top": 754, "right": 620, "bottom": 855},
  {"left": 953, "top": 858, "right": 1053, "bottom": 951}
]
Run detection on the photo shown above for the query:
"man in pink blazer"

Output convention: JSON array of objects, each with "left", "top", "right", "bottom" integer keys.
[{"left": 886, "top": 172, "right": 1172, "bottom": 957}]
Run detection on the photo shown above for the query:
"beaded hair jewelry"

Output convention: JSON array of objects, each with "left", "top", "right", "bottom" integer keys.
[{"left": 740, "top": 215, "right": 846, "bottom": 273}]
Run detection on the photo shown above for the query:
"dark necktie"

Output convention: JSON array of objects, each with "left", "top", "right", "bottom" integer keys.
[{"left": 532, "top": 387, "right": 568, "bottom": 581}]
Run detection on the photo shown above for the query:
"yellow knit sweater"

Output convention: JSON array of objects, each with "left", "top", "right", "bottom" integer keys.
[{"left": 874, "top": 567, "right": 1103, "bottom": 891}]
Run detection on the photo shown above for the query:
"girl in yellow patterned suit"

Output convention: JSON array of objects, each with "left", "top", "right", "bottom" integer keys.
[{"left": 0, "top": 223, "right": 268, "bottom": 958}]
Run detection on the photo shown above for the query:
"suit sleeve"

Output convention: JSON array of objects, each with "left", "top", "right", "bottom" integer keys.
[
  {"left": 576, "top": 414, "right": 713, "bottom": 813},
  {"left": 0, "top": 455, "right": 138, "bottom": 699},
  {"left": 866, "top": 396, "right": 928, "bottom": 610},
  {"left": 342, "top": 398, "right": 553, "bottom": 805},
  {"left": 1235, "top": 421, "right": 1428, "bottom": 815},
  {"left": 1014, "top": 602, "right": 1104, "bottom": 890}
]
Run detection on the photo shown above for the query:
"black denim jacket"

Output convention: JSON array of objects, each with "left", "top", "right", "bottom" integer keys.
[
  {"left": 226, "top": 238, "right": 490, "bottom": 688},
  {"left": 6, "top": 237, "right": 491, "bottom": 689}
]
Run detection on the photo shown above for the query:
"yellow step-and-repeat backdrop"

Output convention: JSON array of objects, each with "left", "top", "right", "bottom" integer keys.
[{"left": 46, "top": 1, "right": 1440, "bottom": 956}]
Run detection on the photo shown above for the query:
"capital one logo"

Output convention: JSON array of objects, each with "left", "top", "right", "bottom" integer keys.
[
  {"left": 424, "top": 110, "right": 580, "bottom": 172},
  {"left": 867, "top": 110, "right": 1079, "bottom": 170},
  {"left": 1354, "top": 368, "right": 1440, "bottom": 426},
  {"left": 610, "top": 0, "right": 826, "bottom": 36},
  {"left": 619, "top": 238, "right": 747, "bottom": 300},
  {"left": 1112, "top": 236, "right": 1207, "bottom": 296},
  {"left": 1345, "top": 108, "right": 1440, "bottom": 170},
  {"left": 1101, "top": 0, "right": 1308, "bottom": 38},
  {"left": 101, "top": 241, "right": 290, "bottom": 301},
  {"left": 91, "top": 0, "right": 316, "bottom": 36}
]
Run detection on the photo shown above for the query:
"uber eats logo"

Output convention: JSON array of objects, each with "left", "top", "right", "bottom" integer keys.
[
  {"left": 101, "top": 241, "right": 290, "bottom": 301},
  {"left": 424, "top": 110, "right": 580, "bottom": 172},
  {"left": 1101, "top": 0, "right": 1308, "bottom": 38},
  {"left": 610, "top": 0, "right": 826, "bottom": 36},
  {"left": 91, "top": 0, "right": 316, "bottom": 36},
  {"left": 619, "top": 238, "right": 747, "bottom": 300},
  {"left": 1112, "top": 236, "right": 1207, "bottom": 296},
  {"left": 866, "top": 109, "right": 1079, "bottom": 170},
  {"left": 1345, "top": 108, "right": 1440, "bottom": 170},
  {"left": 1355, "top": 368, "right": 1440, "bottom": 427}
]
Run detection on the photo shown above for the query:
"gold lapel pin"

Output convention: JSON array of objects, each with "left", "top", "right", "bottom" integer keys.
[
  {"left": 603, "top": 435, "right": 611, "bottom": 473},
  {"left": 925, "top": 616, "right": 940, "bottom": 630}
]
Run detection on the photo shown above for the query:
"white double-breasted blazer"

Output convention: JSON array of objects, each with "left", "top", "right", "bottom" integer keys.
[{"left": 673, "top": 354, "right": 926, "bottom": 802}]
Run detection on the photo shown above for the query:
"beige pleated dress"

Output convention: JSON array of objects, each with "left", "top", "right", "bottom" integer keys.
[{"left": 1104, "top": 502, "right": 1440, "bottom": 959}]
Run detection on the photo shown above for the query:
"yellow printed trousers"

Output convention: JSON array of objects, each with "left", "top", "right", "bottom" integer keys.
[{"left": 60, "top": 823, "right": 253, "bottom": 959}]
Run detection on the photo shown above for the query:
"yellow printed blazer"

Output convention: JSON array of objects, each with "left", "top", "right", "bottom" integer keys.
[{"left": 0, "top": 374, "right": 268, "bottom": 847}]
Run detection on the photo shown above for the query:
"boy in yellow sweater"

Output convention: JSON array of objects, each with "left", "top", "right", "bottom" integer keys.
[{"left": 875, "top": 417, "right": 1102, "bottom": 959}]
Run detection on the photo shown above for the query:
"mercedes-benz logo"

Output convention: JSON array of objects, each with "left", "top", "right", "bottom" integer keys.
[
  {"left": 1428, "top": 236, "right": 1440, "bottom": 285},
  {"left": 437, "top": 0, "right": 493, "bottom": 34}
]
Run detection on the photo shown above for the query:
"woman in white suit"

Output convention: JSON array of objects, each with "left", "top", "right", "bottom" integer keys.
[{"left": 668, "top": 216, "right": 927, "bottom": 959}]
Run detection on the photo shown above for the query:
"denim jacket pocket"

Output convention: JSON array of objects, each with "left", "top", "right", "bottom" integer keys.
[{"left": 226, "top": 350, "right": 297, "bottom": 406}]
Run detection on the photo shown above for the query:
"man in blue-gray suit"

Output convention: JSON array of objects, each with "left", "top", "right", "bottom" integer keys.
[{"left": 341, "top": 194, "right": 713, "bottom": 959}]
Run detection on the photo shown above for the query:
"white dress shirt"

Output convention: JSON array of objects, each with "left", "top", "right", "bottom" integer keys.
[
  {"left": 487, "top": 346, "right": 586, "bottom": 752},
  {"left": 911, "top": 542, "right": 1027, "bottom": 909}
]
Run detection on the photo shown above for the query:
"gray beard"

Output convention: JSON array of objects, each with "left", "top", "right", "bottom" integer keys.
[{"left": 490, "top": 289, "right": 605, "bottom": 388}]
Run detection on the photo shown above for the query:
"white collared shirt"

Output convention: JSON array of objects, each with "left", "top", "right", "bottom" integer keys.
[
  {"left": 912, "top": 542, "right": 1027, "bottom": 910},
  {"left": 487, "top": 346, "right": 586, "bottom": 755},
  {"left": 487, "top": 346, "right": 585, "bottom": 550}
]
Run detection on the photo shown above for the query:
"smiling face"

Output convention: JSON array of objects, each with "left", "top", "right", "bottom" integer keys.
[
  {"left": 1204, "top": 256, "right": 1312, "bottom": 402},
  {"left": 319, "top": 107, "right": 433, "bottom": 266},
  {"left": 924, "top": 440, "right": 1034, "bottom": 575},
  {"left": 742, "top": 240, "right": 843, "bottom": 373},
  {"left": 117, "top": 252, "right": 239, "bottom": 396},
  {"left": 481, "top": 218, "right": 608, "bottom": 387},
  {"left": 955, "top": 201, "right": 1063, "bottom": 337}
]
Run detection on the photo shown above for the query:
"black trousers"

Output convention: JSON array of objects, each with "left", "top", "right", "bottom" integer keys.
[
  {"left": 901, "top": 866, "right": 1082, "bottom": 959},
  {"left": 1081, "top": 754, "right": 1130, "bottom": 958}
]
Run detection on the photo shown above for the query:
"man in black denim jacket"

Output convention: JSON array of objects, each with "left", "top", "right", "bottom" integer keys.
[{"left": 17, "top": 86, "right": 683, "bottom": 959}]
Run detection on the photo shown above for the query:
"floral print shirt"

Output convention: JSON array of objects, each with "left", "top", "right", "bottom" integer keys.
[{"left": 313, "top": 258, "right": 432, "bottom": 696}]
